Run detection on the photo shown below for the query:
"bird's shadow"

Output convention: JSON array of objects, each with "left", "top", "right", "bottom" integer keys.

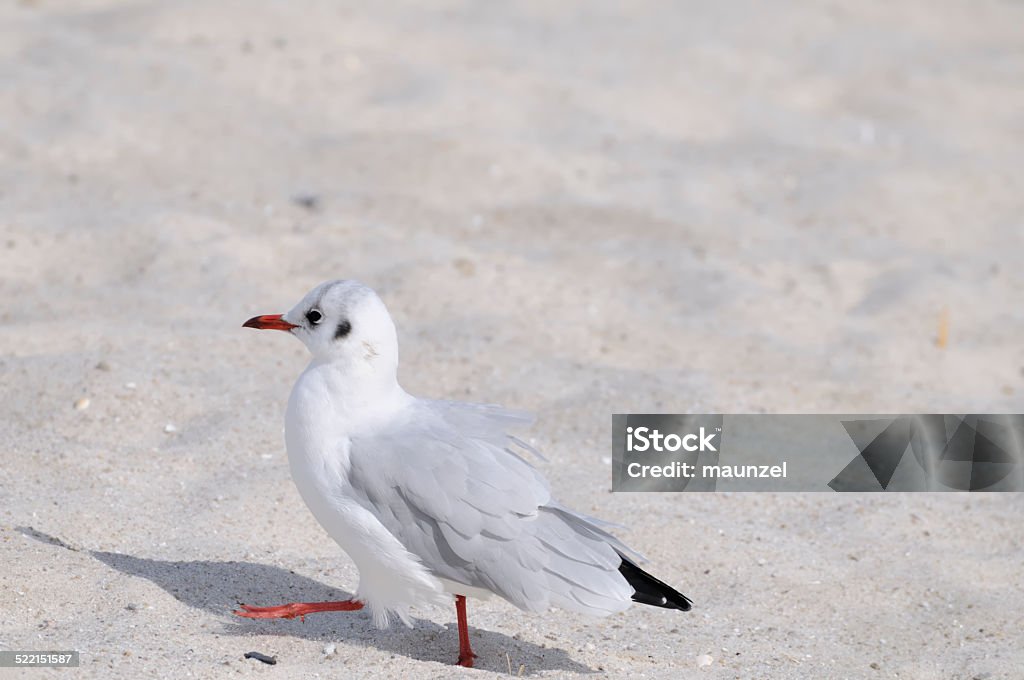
[{"left": 18, "top": 527, "right": 593, "bottom": 674}]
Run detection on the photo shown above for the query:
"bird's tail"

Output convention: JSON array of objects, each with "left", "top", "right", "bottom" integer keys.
[{"left": 617, "top": 553, "right": 692, "bottom": 611}]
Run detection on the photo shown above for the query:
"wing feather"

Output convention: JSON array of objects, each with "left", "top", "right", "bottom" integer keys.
[{"left": 346, "top": 399, "right": 634, "bottom": 617}]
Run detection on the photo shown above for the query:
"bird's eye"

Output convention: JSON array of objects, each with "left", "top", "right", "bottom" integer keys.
[{"left": 306, "top": 309, "right": 323, "bottom": 325}]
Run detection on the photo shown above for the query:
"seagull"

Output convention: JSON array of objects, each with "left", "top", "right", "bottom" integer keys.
[{"left": 237, "top": 280, "right": 692, "bottom": 667}]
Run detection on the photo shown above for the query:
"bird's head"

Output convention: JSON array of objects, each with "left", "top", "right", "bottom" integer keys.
[{"left": 244, "top": 279, "right": 399, "bottom": 375}]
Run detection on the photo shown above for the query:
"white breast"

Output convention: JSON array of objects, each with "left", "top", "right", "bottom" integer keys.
[{"left": 283, "top": 363, "right": 446, "bottom": 628}]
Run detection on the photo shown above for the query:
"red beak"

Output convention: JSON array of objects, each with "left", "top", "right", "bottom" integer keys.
[{"left": 243, "top": 314, "right": 298, "bottom": 331}]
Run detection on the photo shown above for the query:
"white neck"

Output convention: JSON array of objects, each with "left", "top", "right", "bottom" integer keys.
[{"left": 291, "top": 355, "right": 410, "bottom": 436}]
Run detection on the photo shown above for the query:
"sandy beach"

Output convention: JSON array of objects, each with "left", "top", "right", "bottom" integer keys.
[{"left": 2, "top": 1, "right": 1023, "bottom": 677}]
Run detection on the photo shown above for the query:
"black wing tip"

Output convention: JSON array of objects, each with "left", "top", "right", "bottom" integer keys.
[{"left": 618, "top": 554, "right": 693, "bottom": 612}]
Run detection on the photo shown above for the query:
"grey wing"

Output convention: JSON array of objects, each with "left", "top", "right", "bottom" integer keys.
[{"left": 347, "top": 399, "right": 638, "bottom": 616}]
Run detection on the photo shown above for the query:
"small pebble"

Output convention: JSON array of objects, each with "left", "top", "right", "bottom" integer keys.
[
  {"left": 322, "top": 643, "right": 336, "bottom": 657},
  {"left": 291, "top": 194, "right": 320, "bottom": 212},
  {"left": 95, "top": 361, "right": 111, "bottom": 371},
  {"left": 452, "top": 258, "right": 476, "bottom": 277},
  {"left": 244, "top": 651, "right": 276, "bottom": 665},
  {"left": 697, "top": 654, "right": 714, "bottom": 667},
  {"left": 164, "top": 423, "right": 177, "bottom": 433},
  {"left": 74, "top": 398, "right": 90, "bottom": 411},
  {"left": 125, "top": 382, "right": 137, "bottom": 390}
]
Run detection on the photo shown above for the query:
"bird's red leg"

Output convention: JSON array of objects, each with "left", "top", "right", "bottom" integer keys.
[
  {"left": 455, "top": 595, "right": 476, "bottom": 668},
  {"left": 233, "top": 599, "right": 363, "bottom": 622}
]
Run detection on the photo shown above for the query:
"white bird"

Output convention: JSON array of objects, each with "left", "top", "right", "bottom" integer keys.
[{"left": 238, "top": 279, "right": 691, "bottom": 667}]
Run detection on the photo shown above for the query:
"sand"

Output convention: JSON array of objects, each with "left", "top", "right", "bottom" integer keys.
[{"left": 1, "top": 1, "right": 1022, "bottom": 677}]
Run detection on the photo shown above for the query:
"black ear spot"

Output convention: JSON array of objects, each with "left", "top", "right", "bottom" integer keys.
[{"left": 334, "top": 320, "right": 352, "bottom": 340}]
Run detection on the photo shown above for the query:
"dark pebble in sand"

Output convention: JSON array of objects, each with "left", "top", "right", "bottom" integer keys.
[{"left": 244, "top": 651, "right": 277, "bottom": 665}]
